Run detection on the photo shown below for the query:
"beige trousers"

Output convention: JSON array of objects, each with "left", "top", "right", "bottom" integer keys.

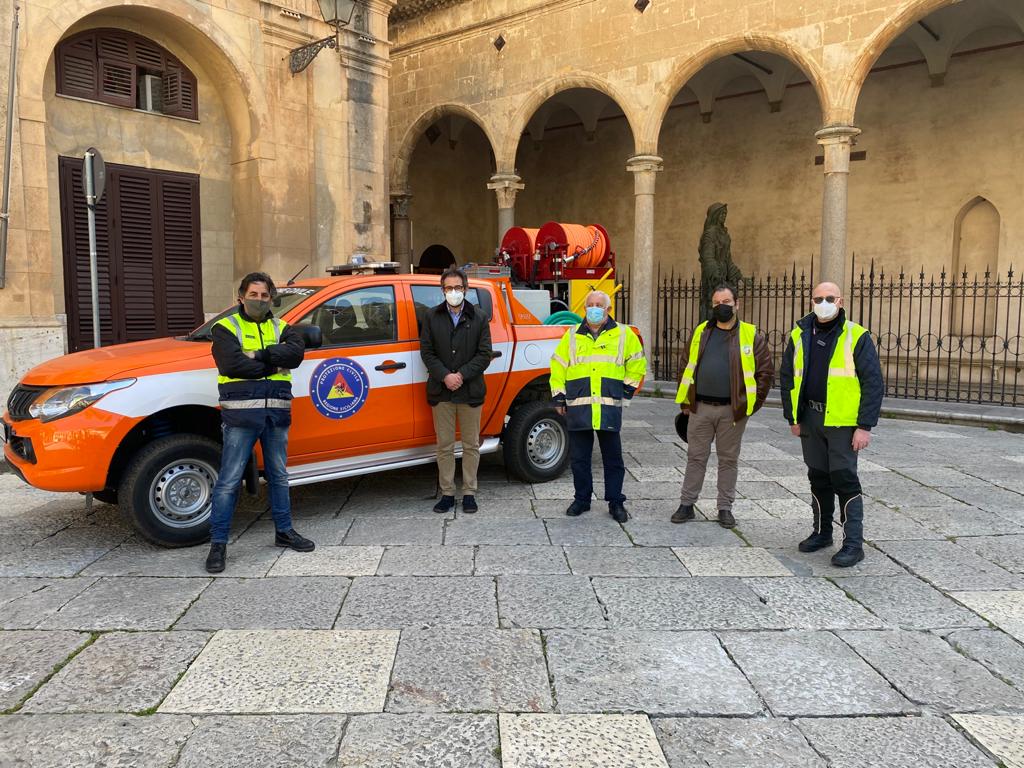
[
  {"left": 679, "top": 403, "right": 748, "bottom": 511},
  {"left": 431, "top": 402, "right": 482, "bottom": 495}
]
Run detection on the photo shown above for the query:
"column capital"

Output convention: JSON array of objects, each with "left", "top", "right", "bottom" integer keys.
[
  {"left": 815, "top": 124, "right": 861, "bottom": 145},
  {"left": 626, "top": 154, "right": 664, "bottom": 174},
  {"left": 390, "top": 193, "right": 412, "bottom": 219},
  {"left": 487, "top": 173, "right": 524, "bottom": 209}
]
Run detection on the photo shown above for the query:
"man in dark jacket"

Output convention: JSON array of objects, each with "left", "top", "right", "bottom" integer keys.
[
  {"left": 780, "top": 281, "right": 883, "bottom": 567},
  {"left": 420, "top": 267, "right": 492, "bottom": 514},
  {"left": 205, "top": 272, "right": 314, "bottom": 573}
]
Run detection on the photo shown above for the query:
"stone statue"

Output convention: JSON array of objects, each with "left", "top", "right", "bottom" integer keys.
[{"left": 698, "top": 202, "right": 744, "bottom": 321}]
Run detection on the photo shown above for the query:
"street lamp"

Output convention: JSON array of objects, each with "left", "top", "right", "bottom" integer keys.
[{"left": 289, "top": 0, "right": 358, "bottom": 75}]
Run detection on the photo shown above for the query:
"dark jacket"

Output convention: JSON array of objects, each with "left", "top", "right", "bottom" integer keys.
[
  {"left": 676, "top": 321, "right": 774, "bottom": 423},
  {"left": 779, "top": 309, "right": 883, "bottom": 429},
  {"left": 211, "top": 306, "right": 305, "bottom": 428},
  {"left": 419, "top": 300, "right": 492, "bottom": 407}
]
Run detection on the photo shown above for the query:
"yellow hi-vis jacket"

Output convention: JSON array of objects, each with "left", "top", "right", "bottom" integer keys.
[
  {"left": 675, "top": 320, "right": 759, "bottom": 416},
  {"left": 215, "top": 313, "right": 292, "bottom": 388},
  {"left": 788, "top": 320, "right": 869, "bottom": 427},
  {"left": 550, "top": 319, "right": 647, "bottom": 432}
]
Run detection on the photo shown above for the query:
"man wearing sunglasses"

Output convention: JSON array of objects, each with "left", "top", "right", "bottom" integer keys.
[{"left": 780, "top": 282, "right": 883, "bottom": 567}]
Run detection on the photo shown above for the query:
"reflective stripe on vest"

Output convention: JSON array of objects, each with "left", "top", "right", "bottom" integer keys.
[
  {"left": 790, "top": 320, "right": 868, "bottom": 427},
  {"left": 675, "top": 321, "right": 759, "bottom": 417},
  {"left": 221, "top": 398, "right": 291, "bottom": 410},
  {"left": 215, "top": 312, "right": 292, "bottom": 386}
]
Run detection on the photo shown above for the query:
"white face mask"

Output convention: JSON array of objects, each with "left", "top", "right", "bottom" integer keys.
[
  {"left": 813, "top": 299, "right": 839, "bottom": 321},
  {"left": 445, "top": 290, "right": 465, "bottom": 307}
]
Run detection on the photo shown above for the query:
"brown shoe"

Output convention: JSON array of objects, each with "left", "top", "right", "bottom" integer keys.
[
  {"left": 671, "top": 504, "right": 695, "bottom": 524},
  {"left": 717, "top": 509, "right": 736, "bottom": 528}
]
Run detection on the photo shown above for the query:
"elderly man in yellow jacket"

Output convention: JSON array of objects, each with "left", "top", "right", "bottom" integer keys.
[{"left": 550, "top": 291, "right": 647, "bottom": 522}]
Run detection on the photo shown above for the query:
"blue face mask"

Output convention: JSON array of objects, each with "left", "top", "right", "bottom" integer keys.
[{"left": 585, "top": 306, "right": 605, "bottom": 325}]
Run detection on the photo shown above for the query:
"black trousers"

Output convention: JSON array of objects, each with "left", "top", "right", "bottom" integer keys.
[
  {"left": 799, "top": 406, "right": 864, "bottom": 548},
  {"left": 568, "top": 429, "right": 626, "bottom": 505}
]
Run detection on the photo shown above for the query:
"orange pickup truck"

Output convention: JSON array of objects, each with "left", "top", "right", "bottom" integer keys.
[{"left": 3, "top": 274, "right": 571, "bottom": 546}]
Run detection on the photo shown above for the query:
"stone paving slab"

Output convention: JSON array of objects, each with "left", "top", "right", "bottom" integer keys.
[
  {"left": 0, "top": 541, "right": 119, "bottom": 578},
  {"left": 344, "top": 517, "right": 445, "bottom": 546},
  {"left": 23, "top": 630, "right": 209, "bottom": 713},
  {"left": 947, "top": 629, "right": 1024, "bottom": 690},
  {"left": 545, "top": 630, "right": 761, "bottom": 715},
  {"left": 624, "top": 521, "right": 743, "bottom": 547},
  {"left": 956, "top": 535, "right": 1024, "bottom": 573},
  {"left": 835, "top": 575, "right": 988, "bottom": 629},
  {"left": 953, "top": 591, "right": 1024, "bottom": 644},
  {"left": 175, "top": 576, "right": 350, "bottom": 630},
  {"left": 496, "top": 576, "right": 606, "bottom": 629},
  {"left": 336, "top": 576, "right": 497, "bottom": 629},
  {"left": 840, "top": 629, "right": 1024, "bottom": 713},
  {"left": 336, "top": 714, "right": 500, "bottom": 768},
  {"left": 0, "top": 713, "right": 194, "bottom": 767},
  {"left": 593, "top": 577, "right": 781, "bottom": 631},
  {"left": 769, "top": 545, "right": 906, "bottom": 577},
  {"left": 82, "top": 541, "right": 283, "bottom": 578},
  {"left": 876, "top": 540, "right": 1024, "bottom": 591},
  {"left": 544, "top": 518, "right": 633, "bottom": 547},
  {"left": 797, "top": 715, "right": 996, "bottom": 768},
  {"left": 387, "top": 628, "right": 551, "bottom": 713},
  {"left": 952, "top": 714, "right": 1024, "bottom": 768},
  {"left": 0, "top": 576, "right": 99, "bottom": 629},
  {"left": 564, "top": 546, "right": 690, "bottom": 577},
  {"left": 499, "top": 713, "right": 670, "bottom": 768},
  {"left": 177, "top": 714, "right": 347, "bottom": 768},
  {"left": 268, "top": 546, "right": 383, "bottom": 577},
  {"left": 733, "top": 520, "right": 810, "bottom": 549},
  {"left": 722, "top": 631, "right": 916, "bottom": 716},
  {"left": 898, "top": 506, "right": 1024, "bottom": 537},
  {"left": 160, "top": 629, "right": 399, "bottom": 714},
  {"left": 654, "top": 717, "right": 825, "bottom": 768},
  {"left": 376, "top": 545, "right": 475, "bottom": 575},
  {"left": 36, "top": 577, "right": 210, "bottom": 631},
  {"left": 236, "top": 517, "right": 353, "bottom": 546},
  {"left": 744, "top": 577, "right": 886, "bottom": 630},
  {"left": 862, "top": 506, "right": 947, "bottom": 541},
  {"left": 0, "top": 629, "right": 89, "bottom": 710},
  {"left": 674, "top": 546, "right": 791, "bottom": 577},
  {"left": 474, "top": 545, "right": 569, "bottom": 575},
  {"left": 443, "top": 518, "right": 550, "bottom": 546}
]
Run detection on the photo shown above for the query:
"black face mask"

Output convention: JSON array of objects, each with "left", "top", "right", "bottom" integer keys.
[{"left": 712, "top": 304, "right": 735, "bottom": 323}]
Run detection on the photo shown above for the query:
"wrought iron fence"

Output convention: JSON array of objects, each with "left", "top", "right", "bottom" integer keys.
[{"left": 647, "top": 257, "right": 1024, "bottom": 406}]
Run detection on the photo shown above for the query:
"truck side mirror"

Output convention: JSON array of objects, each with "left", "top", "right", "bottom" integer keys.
[{"left": 300, "top": 325, "right": 323, "bottom": 349}]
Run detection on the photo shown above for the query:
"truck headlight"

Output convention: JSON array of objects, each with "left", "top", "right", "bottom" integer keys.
[{"left": 28, "top": 379, "right": 136, "bottom": 423}]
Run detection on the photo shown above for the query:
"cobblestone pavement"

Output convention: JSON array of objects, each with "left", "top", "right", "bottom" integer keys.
[{"left": 3, "top": 398, "right": 1024, "bottom": 767}]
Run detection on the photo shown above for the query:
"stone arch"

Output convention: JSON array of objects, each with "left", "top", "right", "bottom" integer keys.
[
  {"left": 391, "top": 103, "right": 499, "bottom": 192},
  {"left": 641, "top": 33, "right": 833, "bottom": 154},
  {"left": 23, "top": 0, "right": 270, "bottom": 162},
  {"left": 497, "top": 73, "right": 645, "bottom": 172}
]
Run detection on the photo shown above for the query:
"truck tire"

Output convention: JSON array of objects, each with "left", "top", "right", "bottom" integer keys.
[
  {"left": 503, "top": 400, "right": 569, "bottom": 483},
  {"left": 117, "top": 434, "right": 220, "bottom": 547}
]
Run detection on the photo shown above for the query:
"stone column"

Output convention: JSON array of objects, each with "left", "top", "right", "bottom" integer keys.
[
  {"left": 816, "top": 124, "right": 861, "bottom": 292},
  {"left": 626, "top": 155, "right": 663, "bottom": 345},
  {"left": 390, "top": 193, "right": 413, "bottom": 271},
  {"left": 487, "top": 173, "right": 524, "bottom": 245}
]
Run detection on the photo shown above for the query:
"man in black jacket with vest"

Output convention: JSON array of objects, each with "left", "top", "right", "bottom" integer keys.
[
  {"left": 420, "top": 267, "right": 493, "bottom": 514},
  {"left": 205, "top": 272, "right": 315, "bottom": 573}
]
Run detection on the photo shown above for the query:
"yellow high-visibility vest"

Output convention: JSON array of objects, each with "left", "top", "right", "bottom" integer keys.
[
  {"left": 215, "top": 312, "right": 292, "bottom": 386},
  {"left": 789, "top": 320, "right": 869, "bottom": 426},
  {"left": 674, "top": 321, "right": 758, "bottom": 417}
]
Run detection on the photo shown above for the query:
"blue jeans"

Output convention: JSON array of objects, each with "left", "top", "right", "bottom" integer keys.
[
  {"left": 210, "top": 418, "right": 292, "bottom": 543},
  {"left": 568, "top": 429, "right": 626, "bottom": 504}
]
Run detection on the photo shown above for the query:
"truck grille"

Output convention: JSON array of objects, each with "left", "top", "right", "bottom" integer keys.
[{"left": 6, "top": 385, "right": 45, "bottom": 421}]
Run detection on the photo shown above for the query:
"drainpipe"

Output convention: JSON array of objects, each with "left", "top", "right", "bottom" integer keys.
[{"left": 0, "top": 5, "right": 20, "bottom": 289}]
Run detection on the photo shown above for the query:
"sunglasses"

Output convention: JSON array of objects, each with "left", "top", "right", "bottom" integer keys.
[{"left": 812, "top": 296, "right": 838, "bottom": 304}]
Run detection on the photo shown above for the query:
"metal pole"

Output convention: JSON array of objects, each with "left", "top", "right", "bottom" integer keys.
[
  {"left": 0, "top": 5, "right": 21, "bottom": 289},
  {"left": 84, "top": 150, "right": 101, "bottom": 348}
]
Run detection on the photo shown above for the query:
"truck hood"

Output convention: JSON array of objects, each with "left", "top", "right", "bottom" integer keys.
[{"left": 20, "top": 337, "right": 213, "bottom": 387}]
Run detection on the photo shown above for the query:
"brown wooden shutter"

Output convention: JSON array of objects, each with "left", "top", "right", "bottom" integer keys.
[
  {"left": 162, "top": 64, "right": 197, "bottom": 120},
  {"left": 56, "top": 34, "right": 98, "bottom": 100},
  {"left": 131, "top": 36, "right": 165, "bottom": 70},
  {"left": 112, "top": 171, "right": 160, "bottom": 342},
  {"left": 98, "top": 58, "right": 135, "bottom": 107},
  {"left": 59, "top": 157, "right": 116, "bottom": 351},
  {"left": 157, "top": 174, "right": 202, "bottom": 334}
]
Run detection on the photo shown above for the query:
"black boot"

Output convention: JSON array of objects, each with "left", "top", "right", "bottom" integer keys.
[
  {"left": 566, "top": 500, "right": 590, "bottom": 517},
  {"left": 205, "top": 543, "right": 226, "bottom": 573},
  {"left": 798, "top": 486, "right": 835, "bottom": 552},
  {"left": 609, "top": 502, "right": 629, "bottom": 523},
  {"left": 671, "top": 503, "right": 695, "bottom": 524},
  {"left": 831, "top": 492, "right": 864, "bottom": 567},
  {"left": 275, "top": 528, "right": 316, "bottom": 552}
]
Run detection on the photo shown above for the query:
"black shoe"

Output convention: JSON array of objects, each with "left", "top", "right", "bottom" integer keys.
[
  {"left": 205, "top": 543, "right": 226, "bottom": 573},
  {"left": 433, "top": 495, "right": 456, "bottom": 514},
  {"left": 461, "top": 495, "right": 478, "bottom": 514},
  {"left": 798, "top": 532, "right": 834, "bottom": 553},
  {"left": 275, "top": 528, "right": 315, "bottom": 552},
  {"left": 717, "top": 509, "right": 736, "bottom": 529},
  {"left": 831, "top": 545, "right": 865, "bottom": 567},
  {"left": 671, "top": 504, "right": 695, "bottom": 524},
  {"left": 609, "top": 502, "right": 629, "bottom": 523},
  {"left": 566, "top": 500, "right": 590, "bottom": 517}
]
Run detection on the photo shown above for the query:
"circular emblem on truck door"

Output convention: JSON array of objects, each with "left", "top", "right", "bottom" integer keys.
[{"left": 310, "top": 358, "right": 370, "bottom": 420}]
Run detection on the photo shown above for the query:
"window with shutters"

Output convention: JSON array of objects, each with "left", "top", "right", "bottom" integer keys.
[
  {"left": 59, "top": 157, "right": 203, "bottom": 352},
  {"left": 55, "top": 29, "right": 198, "bottom": 120}
]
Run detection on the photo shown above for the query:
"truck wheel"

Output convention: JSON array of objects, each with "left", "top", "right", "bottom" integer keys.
[
  {"left": 117, "top": 434, "right": 220, "bottom": 547},
  {"left": 504, "top": 400, "right": 569, "bottom": 483}
]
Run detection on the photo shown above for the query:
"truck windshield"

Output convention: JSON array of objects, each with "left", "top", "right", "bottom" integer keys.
[{"left": 184, "top": 287, "right": 323, "bottom": 341}]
